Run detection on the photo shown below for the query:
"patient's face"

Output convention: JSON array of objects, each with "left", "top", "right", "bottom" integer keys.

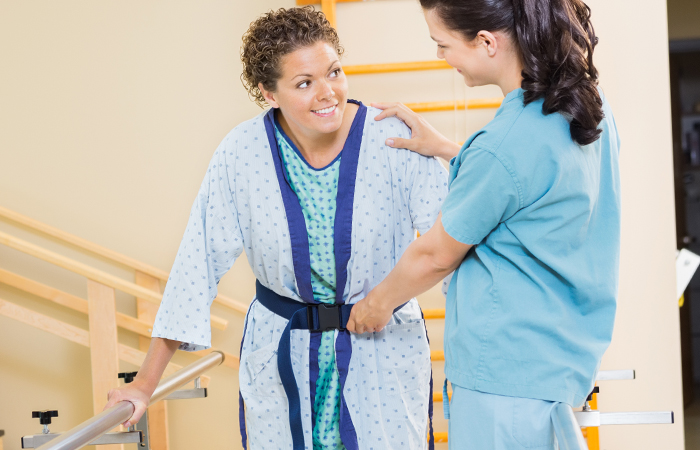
[{"left": 270, "top": 41, "right": 349, "bottom": 138}]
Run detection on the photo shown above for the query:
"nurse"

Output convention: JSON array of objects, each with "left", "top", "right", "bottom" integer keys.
[
  {"left": 103, "top": 6, "right": 446, "bottom": 450},
  {"left": 348, "top": 0, "right": 620, "bottom": 448}
]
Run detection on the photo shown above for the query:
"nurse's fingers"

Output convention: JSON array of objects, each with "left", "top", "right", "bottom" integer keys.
[
  {"left": 372, "top": 103, "right": 421, "bottom": 129},
  {"left": 386, "top": 136, "right": 420, "bottom": 152},
  {"left": 346, "top": 317, "right": 356, "bottom": 333}
]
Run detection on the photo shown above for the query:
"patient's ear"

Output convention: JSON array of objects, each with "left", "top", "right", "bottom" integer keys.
[{"left": 259, "top": 83, "right": 280, "bottom": 109}]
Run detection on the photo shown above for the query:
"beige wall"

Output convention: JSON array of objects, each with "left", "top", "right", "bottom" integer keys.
[
  {"left": 0, "top": 0, "right": 683, "bottom": 449},
  {"left": 668, "top": 0, "right": 700, "bottom": 40}
]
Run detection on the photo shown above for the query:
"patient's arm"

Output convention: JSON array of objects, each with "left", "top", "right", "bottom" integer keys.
[{"left": 102, "top": 337, "right": 180, "bottom": 427}]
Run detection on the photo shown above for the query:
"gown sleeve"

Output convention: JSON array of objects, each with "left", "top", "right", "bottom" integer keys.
[
  {"left": 404, "top": 150, "right": 449, "bottom": 235},
  {"left": 151, "top": 137, "right": 244, "bottom": 351}
]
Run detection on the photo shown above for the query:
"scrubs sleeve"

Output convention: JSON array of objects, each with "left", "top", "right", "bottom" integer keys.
[
  {"left": 406, "top": 154, "right": 449, "bottom": 235},
  {"left": 441, "top": 147, "right": 521, "bottom": 245},
  {"left": 151, "top": 140, "right": 244, "bottom": 351}
]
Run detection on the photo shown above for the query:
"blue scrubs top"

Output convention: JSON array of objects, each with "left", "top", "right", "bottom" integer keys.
[{"left": 441, "top": 88, "right": 620, "bottom": 407}]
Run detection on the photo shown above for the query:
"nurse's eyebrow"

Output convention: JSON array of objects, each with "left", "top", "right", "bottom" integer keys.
[{"left": 291, "top": 61, "right": 340, "bottom": 80}]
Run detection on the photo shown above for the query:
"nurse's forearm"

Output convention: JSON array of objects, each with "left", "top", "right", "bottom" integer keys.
[
  {"left": 370, "top": 241, "right": 454, "bottom": 311},
  {"left": 369, "top": 216, "right": 471, "bottom": 312}
]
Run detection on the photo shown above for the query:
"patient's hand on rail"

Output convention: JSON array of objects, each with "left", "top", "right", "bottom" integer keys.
[
  {"left": 104, "top": 382, "right": 150, "bottom": 427},
  {"left": 372, "top": 102, "right": 461, "bottom": 161},
  {"left": 102, "top": 337, "right": 179, "bottom": 427}
]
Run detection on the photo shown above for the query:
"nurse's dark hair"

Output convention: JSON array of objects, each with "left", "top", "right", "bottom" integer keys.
[
  {"left": 241, "top": 6, "right": 343, "bottom": 108},
  {"left": 420, "top": 0, "right": 603, "bottom": 145}
]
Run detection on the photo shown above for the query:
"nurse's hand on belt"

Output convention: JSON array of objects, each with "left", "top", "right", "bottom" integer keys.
[
  {"left": 372, "top": 102, "right": 461, "bottom": 161},
  {"left": 347, "top": 215, "right": 472, "bottom": 335},
  {"left": 346, "top": 292, "right": 394, "bottom": 334}
]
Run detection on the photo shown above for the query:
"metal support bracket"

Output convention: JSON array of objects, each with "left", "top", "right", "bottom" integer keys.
[
  {"left": 22, "top": 431, "right": 142, "bottom": 448},
  {"left": 164, "top": 387, "right": 207, "bottom": 400}
]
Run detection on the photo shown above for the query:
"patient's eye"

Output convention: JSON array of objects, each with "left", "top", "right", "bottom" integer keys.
[{"left": 298, "top": 80, "right": 310, "bottom": 88}]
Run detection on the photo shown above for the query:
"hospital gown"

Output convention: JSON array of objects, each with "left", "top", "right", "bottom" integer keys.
[{"left": 152, "top": 100, "right": 448, "bottom": 450}]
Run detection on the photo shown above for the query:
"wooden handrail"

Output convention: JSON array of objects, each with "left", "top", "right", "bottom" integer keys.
[
  {"left": 0, "top": 230, "right": 228, "bottom": 330},
  {"left": 0, "top": 267, "right": 152, "bottom": 337},
  {"left": 431, "top": 350, "right": 444, "bottom": 361},
  {"left": 0, "top": 297, "right": 212, "bottom": 384},
  {"left": 343, "top": 60, "right": 452, "bottom": 75},
  {"left": 0, "top": 205, "right": 249, "bottom": 314},
  {"left": 406, "top": 98, "right": 503, "bottom": 113}
]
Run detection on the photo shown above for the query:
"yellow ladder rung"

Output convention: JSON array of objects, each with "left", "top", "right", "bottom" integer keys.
[
  {"left": 433, "top": 391, "right": 452, "bottom": 402},
  {"left": 406, "top": 98, "right": 504, "bottom": 113},
  {"left": 344, "top": 60, "right": 452, "bottom": 75},
  {"left": 434, "top": 432, "right": 449, "bottom": 443},
  {"left": 296, "top": 0, "right": 362, "bottom": 5},
  {"left": 423, "top": 308, "right": 446, "bottom": 319},
  {"left": 431, "top": 350, "right": 444, "bottom": 361}
]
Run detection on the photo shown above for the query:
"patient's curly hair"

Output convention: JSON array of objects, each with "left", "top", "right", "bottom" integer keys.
[{"left": 241, "top": 7, "right": 344, "bottom": 108}]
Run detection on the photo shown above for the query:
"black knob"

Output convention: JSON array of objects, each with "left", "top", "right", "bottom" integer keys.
[
  {"left": 586, "top": 386, "right": 600, "bottom": 402},
  {"left": 32, "top": 411, "right": 58, "bottom": 425},
  {"left": 118, "top": 372, "right": 138, "bottom": 384}
]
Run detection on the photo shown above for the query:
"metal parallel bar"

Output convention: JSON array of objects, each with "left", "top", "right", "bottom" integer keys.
[
  {"left": 36, "top": 351, "right": 224, "bottom": 450},
  {"left": 343, "top": 60, "right": 452, "bottom": 75},
  {"left": 574, "top": 410, "right": 674, "bottom": 427},
  {"left": 595, "top": 370, "right": 635, "bottom": 381},
  {"left": 22, "top": 432, "right": 141, "bottom": 448}
]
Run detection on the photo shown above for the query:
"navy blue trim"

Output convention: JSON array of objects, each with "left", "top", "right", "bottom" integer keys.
[
  {"left": 263, "top": 109, "right": 315, "bottom": 302},
  {"left": 238, "top": 301, "right": 256, "bottom": 449},
  {"left": 273, "top": 100, "right": 363, "bottom": 172},
  {"left": 273, "top": 120, "right": 343, "bottom": 172},
  {"left": 309, "top": 332, "right": 322, "bottom": 426},
  {"left": 336, "top": 331, "right": 359, "bottom": 450},
  {"left": 334, "top": 100, "right": 366, "bottom": 305},
  {"left": 256, "top": 281, "right": 408, "bottom": 450}
]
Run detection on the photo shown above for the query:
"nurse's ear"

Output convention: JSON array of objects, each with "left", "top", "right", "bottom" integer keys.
[
  {"left": 259, "top": 82, "right": 281, "bottom": 109},
  {"left": 474, "top": 30, "right": 499, "bottom": 57}
]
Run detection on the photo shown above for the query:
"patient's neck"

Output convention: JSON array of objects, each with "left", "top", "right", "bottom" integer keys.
[{"left": 278, "top": 103, "right": 358, "bottom": 169}]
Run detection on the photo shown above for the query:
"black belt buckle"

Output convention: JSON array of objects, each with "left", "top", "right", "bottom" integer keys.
[{"left": 308, "top": 303, "right": 344, "bottom": 332}]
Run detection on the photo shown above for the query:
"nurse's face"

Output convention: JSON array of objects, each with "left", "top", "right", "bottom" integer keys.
[
  {"left": 423, "top": 8, "right": 502, "bottom": 88},
  {"left": 262, "top": 41, "right": 348, "bottom": 137}
]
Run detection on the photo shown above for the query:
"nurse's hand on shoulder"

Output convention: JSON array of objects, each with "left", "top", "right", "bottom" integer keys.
[
  {"left": 347, "top": 291, "right": 394, "bottom": 334},
  {"left": 372, "top": 102, "right": 461, "bottom": 161}
]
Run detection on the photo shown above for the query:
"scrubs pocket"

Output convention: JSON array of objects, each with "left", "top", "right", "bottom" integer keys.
[{"left": 512, "top": 397, "right": 556, "bottom": 448}]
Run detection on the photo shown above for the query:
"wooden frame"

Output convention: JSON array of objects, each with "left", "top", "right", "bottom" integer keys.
[
  {"left": 0, "top": 205, "right": 248, "bottom": 314},
  {"left": 0, "top": 297, "right": 210, "bottom": 385},
  {"left": 0, "top": 230, "right": 228, "bottom": 330},
  {"left": 0, "top": 267, "right": 239, "bottom": 369}
]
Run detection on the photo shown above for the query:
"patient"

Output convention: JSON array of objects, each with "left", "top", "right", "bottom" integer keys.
[{"left": 104, "top": 7, "right": 447, "bottom": 450}]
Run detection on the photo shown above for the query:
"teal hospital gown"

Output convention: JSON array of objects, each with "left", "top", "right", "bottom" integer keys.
[{"left": 274, "top": 125, "right": 345, "bottom": 450}]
